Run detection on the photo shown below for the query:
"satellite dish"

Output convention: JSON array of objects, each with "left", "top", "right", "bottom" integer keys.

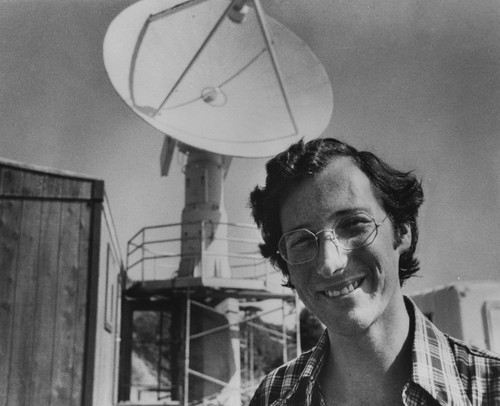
[{"left": 103, "top": 0, "right": 333, "bottom": 157}]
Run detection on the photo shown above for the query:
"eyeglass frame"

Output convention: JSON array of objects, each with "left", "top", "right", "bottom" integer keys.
[{"left": 276, "top": 212, "right": 388, "bottom": 265}]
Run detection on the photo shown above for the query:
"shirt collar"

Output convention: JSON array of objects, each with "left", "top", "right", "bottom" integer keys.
[{"left": 406, "top": 297, "right": 471, "bottom": 405}]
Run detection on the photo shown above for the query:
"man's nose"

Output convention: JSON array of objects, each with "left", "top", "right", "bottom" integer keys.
[{"left": 315, "top": 234, "right": 348, "bottom": 277}]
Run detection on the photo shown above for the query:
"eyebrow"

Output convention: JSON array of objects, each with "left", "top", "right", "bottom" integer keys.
[
  {"left": 331, "top": 208, "right": 368, "bottom": 218},
  {"left": 327, "top": 207, "right": 376, "bottom": 221},
  {"left": 284, "top": 207, "right": 374, "bottom": 232}
]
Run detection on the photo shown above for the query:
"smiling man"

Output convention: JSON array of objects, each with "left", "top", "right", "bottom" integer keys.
[{"left": 248, "top": 138, "right": 500, "bottom": 405}]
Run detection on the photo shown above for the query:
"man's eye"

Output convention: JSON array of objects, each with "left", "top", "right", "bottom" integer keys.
[
  {"left": 337, "top": 216, "right": 371, "bottom": 236},
  {"left": 287, "top": 234, "right": 313, "bottom": 249},
  {"left": 344, "top": 217, "right": 368, "bottom": 227}
]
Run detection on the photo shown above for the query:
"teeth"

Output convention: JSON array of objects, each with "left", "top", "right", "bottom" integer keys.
[{"left": 323, "top": 279, "right": 362, "bottom": 298}]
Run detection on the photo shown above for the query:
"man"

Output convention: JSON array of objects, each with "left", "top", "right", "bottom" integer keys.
[{"left": 248, "top": 138, "right": 500, "bottom": 405}]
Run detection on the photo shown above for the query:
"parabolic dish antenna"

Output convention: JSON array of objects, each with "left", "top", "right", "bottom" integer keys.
[{"left": 103, "top": 0, "right": 333, "bottom": 157}]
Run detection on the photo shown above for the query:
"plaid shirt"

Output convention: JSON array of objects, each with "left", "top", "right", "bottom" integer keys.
[{"left": 249, "top": 297, "right": 500, "bottom": 405}]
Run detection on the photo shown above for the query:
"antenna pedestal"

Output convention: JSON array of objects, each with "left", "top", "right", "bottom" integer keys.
[{"left": 178, "top": 147, "right": 232, "bottom": 278}]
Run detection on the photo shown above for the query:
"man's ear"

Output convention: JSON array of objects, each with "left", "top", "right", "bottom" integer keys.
[{"left": 397, "top": 222, "right": 412, "bottom": 254}]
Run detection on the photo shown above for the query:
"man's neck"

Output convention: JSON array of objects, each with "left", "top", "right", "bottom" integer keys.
[{"left": 320, "top": 297, "right": 412, "bottom": 405}]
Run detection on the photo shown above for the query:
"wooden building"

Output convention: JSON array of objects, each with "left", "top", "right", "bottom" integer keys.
[{"left": 0, "top": 159, "right": 122, "bottom": 406}]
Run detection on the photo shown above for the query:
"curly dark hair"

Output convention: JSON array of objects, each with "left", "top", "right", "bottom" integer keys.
[{"left": 249, "top": 138, "right": 424, "bottom": 288}]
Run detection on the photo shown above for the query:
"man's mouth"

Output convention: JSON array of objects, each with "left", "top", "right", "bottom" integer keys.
[{"left": 322, "top": 278, "right": 365, "bottom": 298}]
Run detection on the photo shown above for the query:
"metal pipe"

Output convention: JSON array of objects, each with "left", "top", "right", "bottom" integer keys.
[
  {"left": 247, "top": 322, "right": 294, "bottom": 340},
  {"left": 183, "top": 291, "right": 191, "bottom": 406},
  {"left": 190, "top": 306, "right": 284, "bottom": 340},
  {"left": 191, "top": 299, "right": 226, "bottom": 315},
  {"left": 141, "top": 229, "right": 145, "bottom": 283},
  {"left": 188, "top": 368, "right": 233, "bottom": 388},
  {"left": 249, "top": 324, "right": 254, "bottom": 384},
  {"left": 157, "top": 311, "right": 164, "bottom": 400},
  {"left": 295, "top": 292, "right": 302, "bottom": 357},
  {"left": 200, "top": 219, "right": 205, "bottom": 277}
]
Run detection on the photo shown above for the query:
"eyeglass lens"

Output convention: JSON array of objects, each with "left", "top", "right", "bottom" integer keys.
[{"left": 278, "top": 213, "right": 379, "bottom": 264}]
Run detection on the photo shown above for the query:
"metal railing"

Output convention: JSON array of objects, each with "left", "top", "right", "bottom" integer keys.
[{"left": 125, "top": 220, "right": 276, "bottom": 286}]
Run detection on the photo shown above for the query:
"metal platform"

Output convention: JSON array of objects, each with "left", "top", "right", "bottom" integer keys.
[{"left": 125, "top": 276, "right": 293, "bottom": 301}]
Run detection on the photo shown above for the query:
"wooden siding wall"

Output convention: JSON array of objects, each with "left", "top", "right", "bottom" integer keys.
[{"left": 0, "top": 163, "right": 102, "bottom": 406}]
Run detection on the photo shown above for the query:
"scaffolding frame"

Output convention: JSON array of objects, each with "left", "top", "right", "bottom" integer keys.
[
  {"left": 120, "top": 221, "right": 301, "bottom": 405},
  {"left": 181, "top": 294, "right": 300, "bottom": 405}
]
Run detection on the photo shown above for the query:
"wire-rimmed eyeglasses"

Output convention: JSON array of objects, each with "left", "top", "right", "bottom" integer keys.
[{"left": 277, "top": 212, "right": 387, "bottom": 265}]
